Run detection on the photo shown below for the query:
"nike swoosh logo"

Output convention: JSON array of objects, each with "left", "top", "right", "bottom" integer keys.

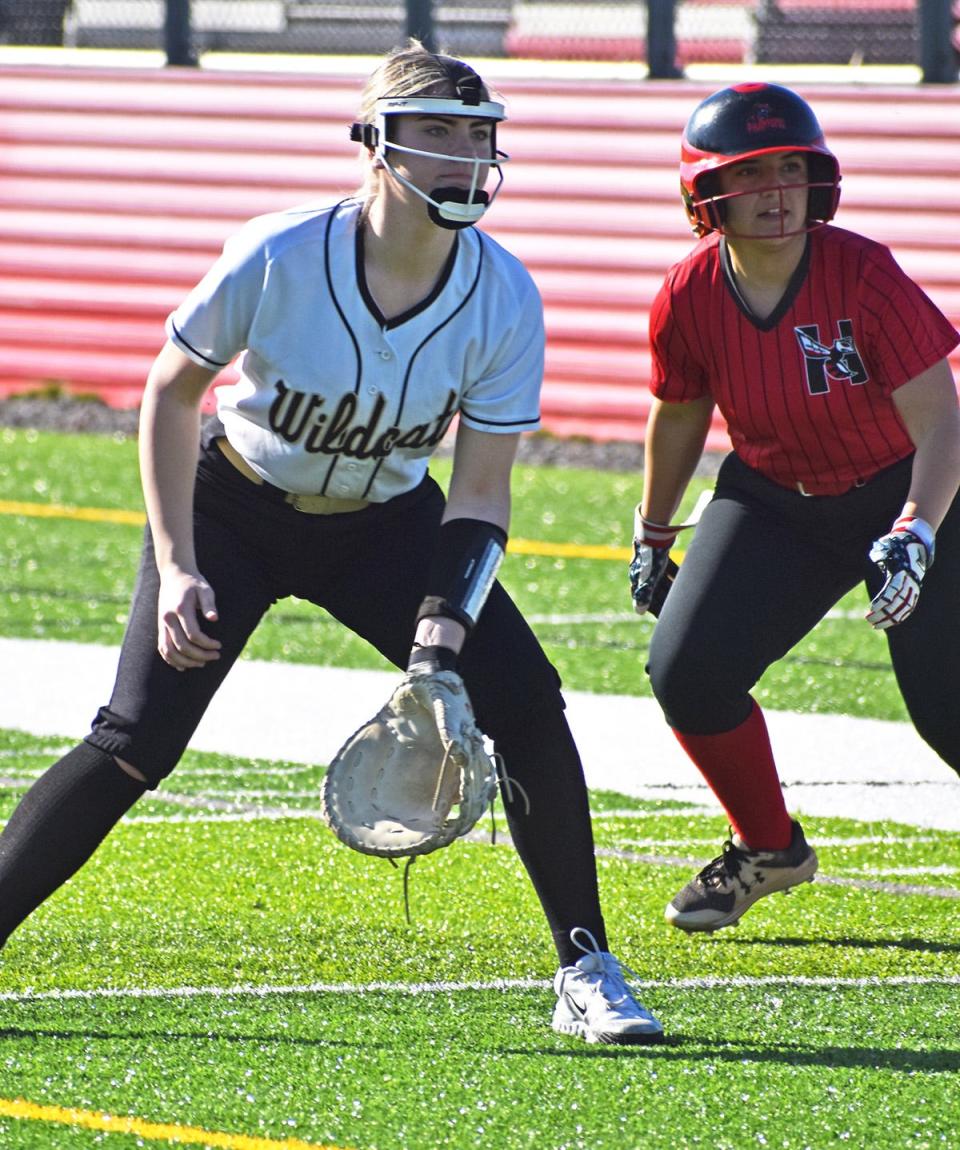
[{"left": 563, "top": 994, "right": 588, "bottom": 1019}]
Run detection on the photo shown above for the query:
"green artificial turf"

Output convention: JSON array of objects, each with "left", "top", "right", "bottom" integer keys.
[
  {"left": 1, "top": 731, "right": 958, "bottom": 1150},
  {"left": 0, "top": 428, "right": 952, "bottom": 1150},
  {"left": 0, "top": 428, "right": 908, "bottom": 719}
]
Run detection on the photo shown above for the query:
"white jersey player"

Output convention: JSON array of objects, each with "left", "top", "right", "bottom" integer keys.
[{"left": 0, "top": 40, "right": 663, "bottom": 1045}]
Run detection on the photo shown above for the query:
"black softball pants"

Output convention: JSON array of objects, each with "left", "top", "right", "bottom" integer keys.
[
  {"left": 647, "top": 451, "right": 960, "bottom": 774},
  {"left": 77, "top": 440, "right": 606, "bottom": 963}
]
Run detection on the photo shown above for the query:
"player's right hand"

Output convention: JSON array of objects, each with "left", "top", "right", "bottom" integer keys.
[
  {"left": 157, "top": 567, "right": 221, "bottom": 670},
  {"left": 629, "top": 508, "right": 678, "bottom": 615}
]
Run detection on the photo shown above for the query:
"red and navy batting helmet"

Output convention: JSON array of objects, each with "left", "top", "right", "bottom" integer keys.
[{"left": 679, "top": 83, "right": 841, "bottom": 237}]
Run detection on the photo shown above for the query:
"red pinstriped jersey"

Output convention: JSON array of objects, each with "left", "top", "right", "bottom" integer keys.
[{"left": 649, "top": 225, "right": 959, "bottom": 494}]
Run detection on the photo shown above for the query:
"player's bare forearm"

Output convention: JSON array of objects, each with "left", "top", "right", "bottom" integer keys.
[
  {"left": 640, "top": 395, "right": 715, "bottom": 524},
  {"left": 902, "top": 416, "right": 960, "bottom": 530},
  {"left": 139, "top": 343, "right": 217, "bottom": 574},
  {"left": 893, "top": 360, "right": 960, "bottom": 530},
  {"left": 412, "top": 424, "right": 515, "bottom": 658},
  {"left": 443, "top": 424, "right": 517, "bottom": 532},
  {"left": 140, "top": 343, "right": 222, "bottom": 668}
]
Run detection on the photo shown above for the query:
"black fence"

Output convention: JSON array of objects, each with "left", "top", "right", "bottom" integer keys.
[{"left": 1, "top": 0, "right": 957, "bottom": 80}]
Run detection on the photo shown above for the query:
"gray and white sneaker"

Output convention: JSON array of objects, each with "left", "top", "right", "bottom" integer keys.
[
  {"left": 552, "top": 927, "right": 664, "bottom": 1045},
  {"left": 666, "top": 819, "right": 818, "bottom": 933}
]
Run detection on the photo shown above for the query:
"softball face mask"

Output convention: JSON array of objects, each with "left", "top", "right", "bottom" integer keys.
[{"left": 352, "top": 95, "right": 509, "bottom": 230}]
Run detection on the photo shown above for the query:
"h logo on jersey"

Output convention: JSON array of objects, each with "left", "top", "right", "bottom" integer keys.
[{"left": 794, "top": 320, "right": 868, "bottom": 395}]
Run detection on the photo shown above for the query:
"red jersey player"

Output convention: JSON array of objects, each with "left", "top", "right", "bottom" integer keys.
[{"left": 631, "top": 82, "right": 960, "bottom": 932}]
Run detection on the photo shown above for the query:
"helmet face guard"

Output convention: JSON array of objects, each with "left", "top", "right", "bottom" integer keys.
[
  {"left": 351, "top": 94, "right": 509, "bottom": 230},
  {"left": 679, "top": 83, "right": 841, "bottom": 238}
]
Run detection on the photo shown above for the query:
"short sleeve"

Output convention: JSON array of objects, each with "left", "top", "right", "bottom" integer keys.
[
  {"left": 166, "top": 221, "right": 270, "bottom": 370},
  {"left": 861, "top": 246, "right": 959, "bottom": 391},
  {"left": 458, "top": 260, "right": 544, "bottom": 434},
  {"left": 649, "top": 275, "right": 711, "bottom": 402}
]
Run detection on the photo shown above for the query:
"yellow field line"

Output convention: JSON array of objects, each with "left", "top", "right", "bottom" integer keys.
[
  {"left": 0, "top": 498, "right": 634, "bottom": 561},
  {"left": 0, "top": 499, "right": 145, "bottom": 527},
  {"left": 510, "top": 537, "right": 631, "bottom": 562},
  {"left": 0, "top": 1096, "right": 350, "bottom": 1150}
]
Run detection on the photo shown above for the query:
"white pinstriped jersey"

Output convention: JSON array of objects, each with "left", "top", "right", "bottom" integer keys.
[{"left": 167, "top": 199, "right": 544, "bottom": 502}]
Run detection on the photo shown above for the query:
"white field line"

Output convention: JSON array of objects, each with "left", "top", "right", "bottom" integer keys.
[
  {"left": 0, "top": 806, "right": 711, "bottom": 825},
  {"left": 152, "top": 783, "right": 960, "bottom": 803},
  {"left": 3, "top": 795, "right": 957, "bottom": 893},
  {"left": 1, "top": 778, "right": 946, "bottom": 800},
  {"left": 3, "top": 973, "right": 960, "bottom": 1005},
  {"left": 839, "top": 865, "right": 960, "bottom": 876},
  {"left": 74, "top": 812, "right": 325, "bottom": 825},
  {"left": 0, "top": 781, "right": 329, "bottom": 797},
  {"left": 128, "top": 791, "right": 324, "bottom": 818},
  {"left": 6, "top": 636, "right": 958, "bottom": 832},
  {"left": 614, "top": 831, "right": 945, "bottom": 845},
  {"left": 5, "top": 801, "right": 953, "bottom": 895},
  {"left": 0, "top": 762, "right": 317, "bottom": 778},
  {"left": 173, "top": 763, "right": 320, "bottom": 777},
  {"left": 0, "top": 806, "right": 597, "bottom": 826},
  {"left": 526, "top": 607, "right": 863, "bottom": 625},
  {"left": 593, "top": 847, "right": 960, "bottom": 898},
  {"left": 144, "top": 789, "right": 324, "bottom": 800}
]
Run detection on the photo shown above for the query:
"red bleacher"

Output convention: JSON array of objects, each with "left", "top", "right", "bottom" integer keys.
[{"left": 0, "top": 64, "right": 959, "bottom": 448}]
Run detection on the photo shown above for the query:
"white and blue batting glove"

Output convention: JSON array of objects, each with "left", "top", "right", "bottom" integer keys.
[
  {"left": 630, "top": 508, "right": 677, "bottom": 615},
  {"left": 865, "top": 515, "right": 935, "bottom": 631}
]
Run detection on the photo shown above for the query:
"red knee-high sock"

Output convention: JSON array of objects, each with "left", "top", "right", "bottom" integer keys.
[{"left": 672, "top": 702, "right": 792, "bottom": 850}]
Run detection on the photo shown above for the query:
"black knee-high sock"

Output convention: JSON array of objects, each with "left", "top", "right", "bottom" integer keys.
[
  {"left": 494, "top": 711, "right": 608, "bottom": 968},
  {"left": 0, "top": 742, "right": 147, "bottom": 946}
]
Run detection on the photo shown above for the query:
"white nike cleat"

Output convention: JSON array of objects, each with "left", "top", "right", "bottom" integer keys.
[{"left": 551, "top": 927, "right": 664, "bottom": 1045}]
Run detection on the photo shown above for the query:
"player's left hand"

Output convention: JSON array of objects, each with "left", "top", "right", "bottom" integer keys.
[
  {"left": 630, "top": 541, "right": 672, "bottom": 614},
  {"left": 629, "top": 508, "right": 677, "bottom": 615},
  {"left": 866, "top": 515, "right": 935, "bottom": 631}
]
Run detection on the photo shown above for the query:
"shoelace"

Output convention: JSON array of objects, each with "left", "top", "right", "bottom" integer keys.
[
  {"left": 591, "top": 954, "right": 639, "bottom": 1008},
  {"left": 388, "top": 855, "right": 419, "bottom": 926},
  {"left": 568, "top": 927, "right": 642, "bottom": 1008},
  {"left": 698, "top": 837, "right": 755, "bottom": 895},
  {"left": 486, "top": 752, "right": 531, "bottom": 845}
]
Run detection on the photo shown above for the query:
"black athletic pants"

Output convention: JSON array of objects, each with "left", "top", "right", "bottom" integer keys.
[
  {"left": 3, "top": 440, "right": 606, "bottom": 965},
  {"left": 648, "top": 451, "right": 960, "bottom": 774}
]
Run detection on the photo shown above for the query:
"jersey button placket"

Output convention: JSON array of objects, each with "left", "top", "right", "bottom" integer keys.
[{"left": 367, "top": 336, "right": 400, "bottom": 468}]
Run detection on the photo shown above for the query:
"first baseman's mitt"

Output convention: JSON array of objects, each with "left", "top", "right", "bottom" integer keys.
[{"left": 320, "top": 669, "right": 499, "bottom": 858}]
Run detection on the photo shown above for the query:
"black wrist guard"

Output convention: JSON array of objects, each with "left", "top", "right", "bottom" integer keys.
[
  {"left": 416, "top": 518, "right": 507, "bottom": 632},
  {"left": 406, "top": 644, "right": 460, "bottom": 674}
]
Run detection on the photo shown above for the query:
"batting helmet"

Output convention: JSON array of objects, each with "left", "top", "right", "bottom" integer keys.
[{"left": 679, "top": 83, "right": 841, "bottom": 238}]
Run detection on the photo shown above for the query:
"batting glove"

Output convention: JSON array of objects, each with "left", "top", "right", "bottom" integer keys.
[
  {"left": 865, "top": 515, "right": 935, "bottom": 631},
  {"left": 630, "top": 508, "right": 678, "bottom": 615}
]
